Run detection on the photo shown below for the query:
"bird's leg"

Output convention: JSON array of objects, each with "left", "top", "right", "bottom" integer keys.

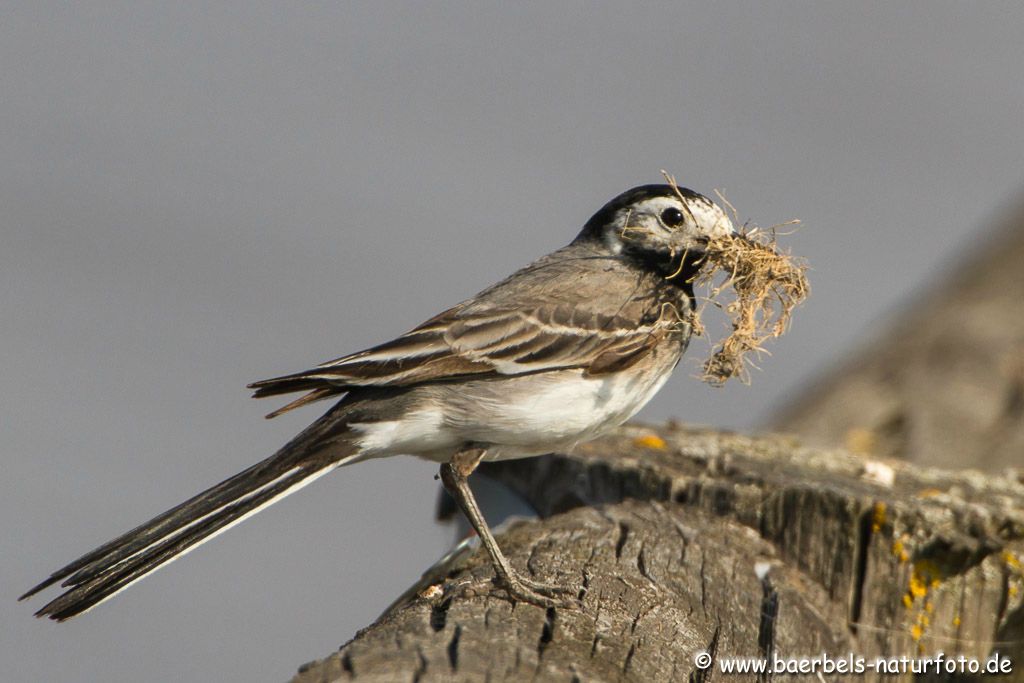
[{"left": 440, "top": 447, "right": 576, "bottom": 608}]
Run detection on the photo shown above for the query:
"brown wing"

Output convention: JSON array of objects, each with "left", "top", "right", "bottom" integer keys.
[{"left": 248, "top": 303, "right": 680, "bottom": 417}]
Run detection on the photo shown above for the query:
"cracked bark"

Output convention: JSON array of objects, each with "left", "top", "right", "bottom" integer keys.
[{"left": 292, "top": 424, "right": 1024, "bottom": 682}]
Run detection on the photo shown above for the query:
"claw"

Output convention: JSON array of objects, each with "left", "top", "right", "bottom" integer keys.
[
  {"left": 498, "top": 572, "right": 580, "bottom": 608},
  {"left": 517, "top": 576, "right": 578, "bottom": 597},
  {"left": 501, "top": 580, "right": 577, "bottom": 609}
]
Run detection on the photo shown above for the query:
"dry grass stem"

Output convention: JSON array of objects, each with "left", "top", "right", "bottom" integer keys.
[{"left": 662, "top": 171, "right": 810, "bottom": 386}]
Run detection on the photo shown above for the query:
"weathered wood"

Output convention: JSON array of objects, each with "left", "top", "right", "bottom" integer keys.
[
  {"left": 293, "top": 424, "right": 1024, "bottom": 682},
  {"left": 774, "top": 201, "right": 1024, "bottom": 472}
]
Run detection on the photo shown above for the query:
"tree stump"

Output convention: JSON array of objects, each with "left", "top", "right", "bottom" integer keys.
[
  {"left": 774, "top": 203, "right": 1024, "bottom": 473},
  {"left": 293, "top": 423, "right": 1024, "bottom": 682}
]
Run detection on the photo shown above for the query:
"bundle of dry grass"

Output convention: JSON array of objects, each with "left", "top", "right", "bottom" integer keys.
[{"left": 665, "top": 173, "right": 810, "bottom": 386}]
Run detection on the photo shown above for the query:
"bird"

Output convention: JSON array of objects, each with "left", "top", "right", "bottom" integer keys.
[{"left": 21, "top": 183, "right": 735, "bottom": 619}]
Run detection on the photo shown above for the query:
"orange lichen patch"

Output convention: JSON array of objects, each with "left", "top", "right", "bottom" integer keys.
[
  {"left": 902, "top": 594, "right": 913, "bottom": 608},
  {"left": 633, "top": 434, "right": 668, "bottom": 450},
  {"left": 909, "top": 607, "right": 933, "bottom": 643},
  {"left": 908, "top": 560, "right": 942, "bottom": 600},
  {"left": 908, "top": 579, "right": 928, "bottom": 599},
  {"left": 892, "top": 540, "right": 910, "bottom": 563},
  {"left": 871, "top": 502, "right": 887, "bottom": 533},
  {"left": 1004, "top": 551, "right": 1021, "bottom": 570},
  {"left": 916, "top": 488, "right": 944, "bottom": 498},
  {"left": 953, "top": 615, "right": 961, "bottom": 627},
  {"left": 1004, "top": 551, "right": 1023, "bottom": 599}
]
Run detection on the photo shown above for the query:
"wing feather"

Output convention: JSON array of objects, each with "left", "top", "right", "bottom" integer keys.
[{"left": 249, "top": 302, "right": 686, "bottom": 413}]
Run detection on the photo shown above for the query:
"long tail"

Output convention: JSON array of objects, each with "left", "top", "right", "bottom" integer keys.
[{"left": 20, "top": 407, "right": 358, "bottom": 621}]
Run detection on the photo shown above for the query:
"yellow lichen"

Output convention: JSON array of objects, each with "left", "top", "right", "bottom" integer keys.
[
  {"left": 872, "top": 502, "right": 887, "bottom": 533},
  {"left": 892, "top": 539, "right": 909, "bottom": 563},
  {"left": 1004, "top": 551, "right": 1021, "bottom": 570},
  {"left": 909, "top": 560, "right": 942, "bottom": 599},
  {"left": 633, "top": 434, "right": 667, "bottom": 450}
]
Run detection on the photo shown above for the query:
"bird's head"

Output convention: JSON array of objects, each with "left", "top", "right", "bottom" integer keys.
[{"left": 577, "top": 184, "right": 735, "bottom": 280}]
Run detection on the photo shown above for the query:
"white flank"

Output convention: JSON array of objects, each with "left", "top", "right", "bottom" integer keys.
[
  {"left": 344, "top": 359, "right": 678, "bottom": 464},
  {"left": 348, "top": 406, "right": 453, "bottom": 456},
  {"left": 466, "top": 367, "right": 674, "bottom": 452}
]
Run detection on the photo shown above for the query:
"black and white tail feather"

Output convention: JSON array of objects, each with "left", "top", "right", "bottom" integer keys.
[{"left": 20, "top": 405, "right": 358, "bottom": 621}]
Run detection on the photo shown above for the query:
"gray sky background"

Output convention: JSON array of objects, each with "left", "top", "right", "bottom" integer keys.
[{"left": 4, "top": 3, "right": 1023, "bottom": 681}]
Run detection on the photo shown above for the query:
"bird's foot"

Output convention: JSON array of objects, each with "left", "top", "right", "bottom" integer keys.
[
  {"left": 517, "top": 574, "right": 578, "bottom": 597},
  {"left": 497, "top": 571, "right": 579, "bottom": 608}
]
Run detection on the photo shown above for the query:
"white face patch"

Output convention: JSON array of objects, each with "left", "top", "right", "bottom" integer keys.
[{"left": 606, "top": 193, "right": 734, "bottom": 252}]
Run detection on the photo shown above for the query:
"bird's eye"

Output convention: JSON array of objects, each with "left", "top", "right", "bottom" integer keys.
[{"left": 660, "top": 207, "right": 685, "bottom": 227}]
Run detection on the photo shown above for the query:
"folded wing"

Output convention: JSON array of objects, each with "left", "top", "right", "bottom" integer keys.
[{"left": 249, "top": 303, "right": 676, "bottom": 417}]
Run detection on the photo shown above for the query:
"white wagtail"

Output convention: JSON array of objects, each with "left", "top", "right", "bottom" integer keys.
[{"left": 23, "top": 183, "right": 735, "bottom": 618}]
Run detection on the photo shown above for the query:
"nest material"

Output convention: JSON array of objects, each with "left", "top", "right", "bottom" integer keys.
[
  {"left": 664, "top": 173, "right": 810, "bottom": 386},
  {"left": 695, "top": 229, "right": 809, "bottom": 385}
]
